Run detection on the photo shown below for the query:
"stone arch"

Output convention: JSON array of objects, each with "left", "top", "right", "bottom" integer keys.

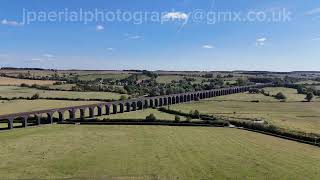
[
  {"left": 38, "top": 112, "right": 53, "bottom": 124},
  {"left": 155, "top": 99, "right": 159, "bottom": 107},
  {"left": 137, "top": 101, "right": 143, "bottom": 110},
  {"left": 105, "top": 104, "right": 111, "bottom": 115},
  {"left": 131, "top": 101, "right": 137, "bottom": 111},
  {"left": 180, "top": 95, "right": 184, "bottom": 103},
  {"left": 176, "top": 96, "right": 180, "bottom": 104},
  {"left": 168, "top": 97, "right": 172, "bottom": 105},
  {"left": 125, "top": 102, "right": 131, "bottom": 112},
  {"left": 172, "top": 96, "right": 176, "bottom": 104},
  {"left": 144, "top": 99, "right": 149, "bottom": 108},
  {"left": 149, "top": 99, "right": 154, "bottom": 108},
  {"left": 119, "top": 103, "right": 124, "bottom": 113},
  {"left": 97, "top": 106, "right": 103, "bottom": 116},
  {"left": 112, "top": 104, "right": 118, "bottom": 114},
  {"left": 163, "top": 97, "right": 168, "bottom": 106},
  {"left": 187, "top": 94, "right": 191, "bottom": 101},
  {"left": 159, "top": 98, "right": 163, "bottom": 106},
  {"left": 79, "top": 107, "right": 88, "bottom": 120}
]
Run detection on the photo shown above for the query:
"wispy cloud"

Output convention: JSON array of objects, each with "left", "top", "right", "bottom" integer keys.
[
  {"left": 43, "top": 54, "right": 55, "bottom": 58},
  {"left": 306, "top": 8, "right": 320, "bottom": 15},
  {"left": 1, "top": 19, "right": 23, "bottom": 27},
  {"left": 125, "top": 33, "right": 142, "bottom": 40},
  {"left": 162, "top": 12, "right": 189, "bottom": 21},
  {"left": 202, "top": 44, "right": 214, "bottom": 49},
  {"left": 29, "top": 58, "right": 44, "bottom": 63},
  {"left": 96, "top": 25, "right": 104, "bottom": 31},
  {"left": 107, "top": 48, "right": 115, "bottom": 51},
  {"left": 256, "top": 37, "right": 267, "bottom": 46}
]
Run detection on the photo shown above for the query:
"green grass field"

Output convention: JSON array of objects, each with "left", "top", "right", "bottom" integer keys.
[
  {"left": 171, "top": 87, "right": 320, "bottom": 134},
  {"left": 78, "top": 73, "right": 131, "bottom": 81},
  {"left": 0, "top": 125, "right": 319, "bottom": 179},
  {"left": 156, "top": 75, "right": 208, "bottom": 84},
  {"left": 0, "top": 100, "right": 101, "bottom": 115},
  {"left": 48, "top": 84, "right": 76, "bottom": 90},
  {"left": 0, "top": 86, "right": 127, "bottom": 100},
  {"left": 98, "top": 108, "right": 187, "bottom": 121}
]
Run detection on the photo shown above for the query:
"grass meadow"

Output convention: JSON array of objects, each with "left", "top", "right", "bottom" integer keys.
[
  {"left": 0, "top": 125, "right": 319, "bottom": 179},
  {"left": 171, "top": 87, "right": 320, "bottom": 134},
  {"left": 0, "top": 86, "right": 127, "bottom": 100},
  {"left": 0, "top": 77, "right": 56, "bottom": 86}
]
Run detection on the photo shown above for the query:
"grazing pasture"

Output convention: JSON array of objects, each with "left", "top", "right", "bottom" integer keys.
[
  {"left": 98, "top": 108, "right": 187, "bottom": 121},
  {"left": 0, "top": 77, "right": 55, "bottom": 86},
  {"left": 0, "top": 125, "right": 319, "bottom": 179},
  {"left": 171, "top": 87, "right": 320, "bottom": 134},
  {"left": 0, "top": 100, "right": 101, "bottom": 115},
  {"left": 0, "top": 86, "right": 126, "bottom": 100},
  {"left": 78, "top": 73, "right": 131, "bottom": 81}
]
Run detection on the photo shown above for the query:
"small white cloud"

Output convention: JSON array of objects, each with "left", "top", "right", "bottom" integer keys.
[
  {"left": 96, "top": 25, "right": 104, "bottom": 31},
  {"left": 306, "top": 8, "right": 320, "bottom": 15},
  {"left": 162, "top": 12, "right": 189, "bottom": 21},
  {"left": 1, "top": 19, "right": 23, "bottom": 27},
  {"left": 202, "top": 44, "right": 214, "bottom": 49},
  {"left": 124, "top": 33, "right": 142, "bottom": 40},
  {"left": 43, "top": 54, "right": 54, "bottom": 58},
  {"left": 256, "top": 37, "right": 267, "bottom": 46},
  {"left": 107, "top": 48, "right": 115, "bottom": 51},
  {"left": 30, "top": 58, "right": 44, "bottom": 63},
  {"left": 128, "top": 35, "right": 141, "bottom": 39}
]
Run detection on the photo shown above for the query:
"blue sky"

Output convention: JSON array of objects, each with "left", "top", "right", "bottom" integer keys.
[{"left": 0, "top": 0, "right": 319, "bottom": 71}]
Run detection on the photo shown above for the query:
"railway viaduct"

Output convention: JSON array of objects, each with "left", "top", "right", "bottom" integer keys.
[{"left": 0, "top": 84, "right": 270, "bottom": 130}]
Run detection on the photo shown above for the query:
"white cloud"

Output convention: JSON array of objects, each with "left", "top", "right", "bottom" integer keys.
[
  {"left": 256, "top": 37, "right": 267, "bottom": 46},
  {"left": 306, "top": 8, "right": 320, "bottom": 15},
  {"left": 43, "top": 54, "right": 54, "bottom": 58},
  {"left": 128, "top": 35, "right": 141, "bottom": 39},
  {"left": 107, "top": 48, "right": 115, "bottom": 51},
  {"left": 30, "top": 58, "right": 44, "bottom": 63},
  {"left": 1, "top": 19, "right": 23, "bottom": 27},
  {"left": 162, "top": 12, "right": 189, "bottom": 21},
  {"left": 202, "top": 44, "right": 214, "bottom": 49},
  {"left": 124, "top": 33, "right": 142, "bottom": 40},
  {"left": 96, "top": 25, "right": 104, "bottom": 31}
]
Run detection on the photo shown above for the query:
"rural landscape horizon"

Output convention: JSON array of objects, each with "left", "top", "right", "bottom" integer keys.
[{"left": 1, "top": 1, "right": 320, "bottom": 180}]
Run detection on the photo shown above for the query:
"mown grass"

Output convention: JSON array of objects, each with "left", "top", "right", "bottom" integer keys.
[
  {"left": 171, "top": 87, "right": 320, "bottom": 134},
  {"left": 0, "top": 86, "right": 127, "bottom": 100},
  {"left": 0, "top": 125, "right": 319, "bottom": 179}
]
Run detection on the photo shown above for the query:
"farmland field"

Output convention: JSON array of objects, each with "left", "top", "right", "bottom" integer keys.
[
  {"left": 98, "top": 108, "right": 188, "bottom": 121},
  {"left": 171, "top": 87, "right": 320, "bottom": 134},
  {"left": 0, "top": 100, "right": 101, "bottom": 115},
  {"left": 156, "top": 75, "right": 208, "bottom": 84},
  {"left": 0, "top": 125, "right": 319, "bottom": 179},
  {"left": 78, "top": 73, "right": 131, "bottom": 81},
  {"left": 0, "top": 86, "right": 127, "bottom": 100},
  {"left": 0, "top": 77, "right": 56, "bottom": 85}
]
